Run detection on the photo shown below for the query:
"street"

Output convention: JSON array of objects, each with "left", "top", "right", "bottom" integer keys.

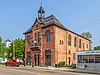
[{"left": 0, "top": 65, "right": 98, "bottom": 75}]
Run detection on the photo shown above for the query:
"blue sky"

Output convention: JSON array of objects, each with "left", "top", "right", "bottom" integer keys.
[{"left": 0, "top": 0, "right": 100, "bottom": 47}]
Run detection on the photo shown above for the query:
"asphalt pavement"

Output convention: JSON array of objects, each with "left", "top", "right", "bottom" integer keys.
[{"left": 0, "top": 65, "right": 99, "bottom": 75}]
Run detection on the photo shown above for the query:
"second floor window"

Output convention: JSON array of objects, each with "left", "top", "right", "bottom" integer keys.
[
  {"left": 34, "top": 33, "right": 36, "bottom": 39},
  {"left": 86, "top": 44, "right": 88, "bottom": 48},
  {"left": 79, "top": 39, "right": 81, "bottom": 48},
  {"left": 68, "top": 35, "right": 71, "bottom": 45},
  {"left": 83, "top": 43, "right": 85, "bottom": 50},
  {"left": 38, "top": 32, "right": 40, "bottom": 43},
  {"left": 60, "top": 40, "right": 62, "bottom": 44},
  {"left": 27, "top": 35, "right": 31, "bottom": 44},
  {"left": 68, "top": 50, "right": 71, "bottom": 55},
  {"left": 74, "top": 37, "right": 77, "bottom": 47},
  {"left": 45, "top": 30, "right": 50, "bottom": 43}
]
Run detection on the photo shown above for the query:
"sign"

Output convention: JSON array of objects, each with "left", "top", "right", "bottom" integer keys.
[{"left": 76, "top": 50, "right": 100, "bottom": 55}]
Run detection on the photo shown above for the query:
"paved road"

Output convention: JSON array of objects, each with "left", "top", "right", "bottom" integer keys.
[{"left": 0, "top": 65, "right": 98, "bottom": 75}]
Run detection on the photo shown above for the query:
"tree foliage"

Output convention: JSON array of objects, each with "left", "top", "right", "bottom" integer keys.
[
  {"left": 94, "top": 46, "right": 100, "bottom": 50},
  {"left": 0, "top": 37, "right": 2, "bottom": 57},
  {"left": 81, "top": 32, "right": 92, "bottom": 49},
  {"left": 0, "top": 37, "right": 7, "bottom": 58},
  {"left": 7, "top": 38, "right": 25, "bottom": 60},
  {"left": 81, "top": 32, "right": 92, "bottom": 40}
]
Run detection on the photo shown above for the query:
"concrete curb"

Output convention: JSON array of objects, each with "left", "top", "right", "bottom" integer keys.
[
  {"left": 33, "top": 66, "right": 100, "bottom": 74},
  {"left": 19, "top": 65, "right": 100, "bottom": 74}
]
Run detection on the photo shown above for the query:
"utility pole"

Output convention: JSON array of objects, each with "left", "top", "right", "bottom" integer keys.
[{"left": 13, "top": 41, "right": 15, "bottom": 60}]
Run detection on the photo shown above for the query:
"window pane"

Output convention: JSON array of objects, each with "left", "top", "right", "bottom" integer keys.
[
  {"left": 74, "top": 37, "right": 76, "bottom": 47},
  {"left": 89, "top": 55, "right": 94, "bottom": 63},
  {"left": 83, "top": 55, "right": 88, "bottom": 63},
  {"left": 68, "top": 35, "right": 71, "bottom": 45},
  {"left": 78, "top": 55, "right": 82, "bottom": 63},
  {"left": 95, "top": 55, "right": 100, "bottom": 63},
  {"left": 79, "top": 39, "right": 81, "bottom": 48},
  {"left": 83, "top": 43, "right": 85, "bottom": 50},
  {"left": 45, "top": 30, "right": 50, "bottom": 43}
]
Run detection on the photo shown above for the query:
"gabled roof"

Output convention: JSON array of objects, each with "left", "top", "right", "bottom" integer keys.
[
  {"left": 23, "top": 26, "right": 32, "bottom": 34},
  {"left": 23, "top": 15, "right": 67, "bottom": 34},
  {"left": 23, "top": 15, "right": 90, "bottom": 41},
  {"left": 41, "top": 15, "right": 67, "bottom": 30},
  {"left": 23, "top": 18, "right": 41, "bottom": 34},
  {"left": 5, "top": 39, "right": 11, "bottom": 42}
]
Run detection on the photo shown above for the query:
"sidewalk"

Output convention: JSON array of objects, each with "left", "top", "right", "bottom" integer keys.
[{"left": 24, "top": 66, "right": 100, "bottom": 74}]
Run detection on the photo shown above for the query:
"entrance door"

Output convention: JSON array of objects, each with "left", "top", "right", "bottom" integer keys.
[
  {"left": 45, "top": 50, "right": 51, "bottom": 66},
  {"left": 26, "top": 52, "right": 31, "bottom": 65}
]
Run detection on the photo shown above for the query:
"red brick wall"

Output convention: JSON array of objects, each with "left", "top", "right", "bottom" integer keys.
[
  {"left": 24, "top": 19, "right": 90, "bottom": 66},
  {"left": 41, "top": 25, "right": 55, "bottom": 65}
]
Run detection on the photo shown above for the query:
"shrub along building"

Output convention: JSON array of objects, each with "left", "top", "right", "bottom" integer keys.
[{"left": 23, "top": 5, "right": 90, "bottom": 66}]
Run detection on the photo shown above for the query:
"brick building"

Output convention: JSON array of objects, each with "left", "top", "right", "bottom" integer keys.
[{"left": 23, "top": 5, "right": 90, "bottom": 66}]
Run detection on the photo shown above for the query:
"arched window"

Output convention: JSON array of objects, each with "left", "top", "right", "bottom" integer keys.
[
  {"left": 74, "top": 37, "right": 77, "bottom": 47},
  {"left": 45, "top": 30, "right": 50, "bottom": 43},
  {"left": 68, "top": 35, "right": 71, "bottom": 45},
  {"left": 34, "top": 33, "right": 36, "bottom": 40},
  {"left": 27, "top": 35, "right": 31, "bottom": 44},
  {"left": 38, "top": 32, "right": 40, "bottom": 43},
  {"left": 79, "top": 39, "right": 81, "bottom": 48}
]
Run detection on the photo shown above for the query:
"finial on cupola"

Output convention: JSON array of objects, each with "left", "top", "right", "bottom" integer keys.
[{"left": 38, "top": 2, "right": 45, "bottom": 18}]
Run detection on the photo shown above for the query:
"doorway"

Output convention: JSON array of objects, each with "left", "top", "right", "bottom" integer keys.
[
  {"left": 45, "top": 50, "right": 51, "bottom": 66},
  {"left": 68, "top": 57, "right": 70, "bottom": 65}
]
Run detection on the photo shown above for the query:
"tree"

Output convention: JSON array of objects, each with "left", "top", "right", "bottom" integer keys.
[
  {"left": 6, "top": 43, "right": 12, "bottom": 59},
  {"left": 81, "top": 32, "right": 92, "bottom": 40},
  {"left": 81, "top": 32, "right": 92, "bottom": 49},
  {"left": 2, "top": 43, "right": 7, "bottom": 59},
  {"left": 0, "top": 37, "right": 8, "bottom": 59},
  {"left": 94, "top": 46, "right": 100, "bottom": 50},
  {"left": 7, "top": 38, "right": 25, "bottom": 60},
  {"left": 0, "top": 37, "right": 2, "bottom": 57}
]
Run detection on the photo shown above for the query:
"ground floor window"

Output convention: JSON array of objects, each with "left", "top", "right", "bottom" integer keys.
[
  {"left": 95, "top": 55, "right": 100, "bottom": 63},
  {"left": 78, "top": 55, "right": 82, "bottom": 63},
  {"left": 83, "top": 55, "right": 88, "bottom": 63},
  {"left": 77, "top": 54, "right": 100, "bottom": 63},
  {"left": 89, "top": 55, "right": 94, "bottom": 63}
]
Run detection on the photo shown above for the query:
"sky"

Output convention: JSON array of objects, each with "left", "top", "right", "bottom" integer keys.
[{"left": 0, "top": 0, "right": 100, "bottom": 47}]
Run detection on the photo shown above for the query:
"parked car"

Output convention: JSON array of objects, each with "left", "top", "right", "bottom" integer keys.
[{"left": 5, "top": 60, "right": 20, "bottom": 67}]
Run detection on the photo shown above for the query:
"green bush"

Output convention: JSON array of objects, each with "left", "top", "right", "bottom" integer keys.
[
  {"left": 58, "top": 61, "right": 65, "bottom": 67},
  {"left": 65, "top": 64, "right": 70, "bottom": 67},
  {"left": 65, "top": 64, "right": 76, "bottom": 68}
]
